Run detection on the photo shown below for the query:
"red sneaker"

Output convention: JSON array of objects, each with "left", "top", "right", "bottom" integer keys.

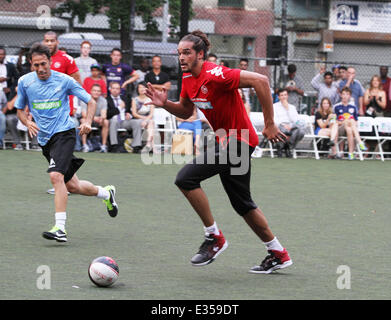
[
  {"left": 249, "top": 248, "right": 292, "bottom": 274},
  {"left": 191, "top": 230, "right": 228, "bottom": 266}
]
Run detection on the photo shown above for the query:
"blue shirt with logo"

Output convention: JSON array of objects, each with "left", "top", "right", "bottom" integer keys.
[
  {"left": 15, "top": 70, "right": 91, "bottom": 146},
  {"left": 333, "top": 103, "right": 358, "bottom": 122}
]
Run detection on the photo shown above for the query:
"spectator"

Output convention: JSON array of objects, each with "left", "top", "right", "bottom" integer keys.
[
  {"left": 314, "top": 97, "right": 338, "bottom": 158},
  {"left": 334, "top": 87, "right": 367, "bottom": 160},
  {"left": 0, "top": 46, "right": 19, "bottom": 100},
  {"left": 80, "top": 84, "right": 109, "bottom": 153},
  {"left": 280, "top": 64, "right": 304, "bottom": 112},
  {"left": 144, "top": 55, "right": 171, "bottom": 92},
  {"left": 75, "top": 40, "right": 98, "bottom": 83},
  {"left": 0, "top": 89, "right": 6, "bottom": 146},
  {"left": 273, "top": 88, "right": 305, "bottom": 157},
  {"left": 3, "top": 90, "right": 23, "bottom": 150},
  {"left": 131, "top": 82, "right": 155, "bottom": 154},
  {"left": 338, "top": 66, "right": 364, "bottom": 115},
  {"left": 134, "top": 57, "right": 150, "bottom": 85},
  {"left": 106, "top": 81, "right": 143, "bottom": 153},
  {"left": 83, "top": 63, "right": 107, "bottom": 97},
  {"left": 364, "top": 75, "right": 386, "bottom": 117},
  {"left": 336, "top": 65, "right": 348, "bottom": 87},
  {"left": 379, "top": 66, "right": 391, "bottom": 117},
  {"left": 238, "top": 58, "right": 254, "bottom": 110},
  {"left": 16, "top": 47, "right": 32, "bottom": 77},
  {"left": 311, "top": 66, "right": 339, "bottom": 106},
  {"left": 332, "top": 64, "right": 341, "bottom": 82},
  {"left": 219, "top": 60, "right": 229, "bottom": 67},
  {"left": 207, "top": 53, "right": 217, "bottom": 64},
  {"left": 102, "top": 48, "right": 139, "bottom": 96}
]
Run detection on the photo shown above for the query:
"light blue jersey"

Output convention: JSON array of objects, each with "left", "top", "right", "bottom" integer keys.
[{"left": 15, "top": 70, "right": 91, "bottom": 146}]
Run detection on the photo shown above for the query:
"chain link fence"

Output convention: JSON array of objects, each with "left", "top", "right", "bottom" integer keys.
[{"left": 1, "top": 0, "right": 391, "bottom": 113}]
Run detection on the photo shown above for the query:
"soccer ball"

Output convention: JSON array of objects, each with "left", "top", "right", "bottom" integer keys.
[{"left": 88, "top": 256, "right": 119, "bottom": 287}]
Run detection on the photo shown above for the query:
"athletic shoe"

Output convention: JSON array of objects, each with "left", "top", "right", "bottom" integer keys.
[
  {"left": 42, "top": 226, "right": 67, "bottom": 242},
  {"left": 251, "top": 146, "right": 263, "bottom": 158},
  {"left": 82, "top": 144, "right": 89, "bottom": 153},
  {"left": 100, "top": 145, "right": 108, "bottom": 153},
  {"left": 191, "top": 230, "right": 228, "bottom": 266},
  {"left": 348, "top": 153, "right": 355, "bottom": 160},
  {"left": 141, "top": 145, "right": 153, "bottom": 154},
  {"left": 14, "top": 144, "right": 23, "bottom": 151},
  {"left": 102, "top": 185, "right": 118, "bottom": 217},
  {"left": 46, "top": 188, "right": 70, "bottom": 195},
  {"left": 249, "top": 249, "right": 292, "bottom": 274},
  {"left": 359, "top": 142, "right": 368, "bottom": 151}
]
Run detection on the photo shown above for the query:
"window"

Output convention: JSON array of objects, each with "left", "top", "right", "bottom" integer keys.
[
  {"left": 218, "top": 0, "right": 244, "bottom": 8},
  {"left": 306, "top": 0, "right": 323, "bottom": 10}
]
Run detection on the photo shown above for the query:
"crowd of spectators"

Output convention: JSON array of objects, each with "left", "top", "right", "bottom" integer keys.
[{"left": 1, "top": 33, "right": 391, "bottom": 159}]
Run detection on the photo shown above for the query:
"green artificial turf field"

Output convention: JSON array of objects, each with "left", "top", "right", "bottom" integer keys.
[{"left": 0, "top": 150, "right": 390, "bottom": 300}]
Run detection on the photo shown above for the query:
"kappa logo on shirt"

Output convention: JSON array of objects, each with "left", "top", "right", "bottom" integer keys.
[{"left": 206, "top": 66, "right": 225, "bottom": 79}]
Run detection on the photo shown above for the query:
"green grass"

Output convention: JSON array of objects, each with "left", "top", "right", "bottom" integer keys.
[{"left": 0, "top": 150, "right": 390, "bottom": 300}]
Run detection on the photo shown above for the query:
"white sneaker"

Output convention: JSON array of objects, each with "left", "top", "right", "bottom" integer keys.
[
  {"left": 82, "top": 144, "right": 89, "bottom": 153},
  {"left": 14, "top": 144, "right": 23, "bottom": 151},
  {"left": 251, "top": 146, "right": 263, "bottom": 158},
  {"left": 100, "top": 145, "right": 108, "bottom": 153}
]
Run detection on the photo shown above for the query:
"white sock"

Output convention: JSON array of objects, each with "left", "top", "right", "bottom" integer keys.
[
  {"left": 55, "top": 212, "right": 67, "bottom": 232},
  {"left": 264, "top": 237, "right": 284, "bottom": 252},
  {"left": 204, "top": 221, "right": 220, "bottom": 236},
  {"left": 96, "top": 186, "right": 110, "bottom": 200}
]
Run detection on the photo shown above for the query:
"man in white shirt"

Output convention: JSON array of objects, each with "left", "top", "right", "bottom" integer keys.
[{"left": 273, "top": 88, "right": 305, "bottom": 157}]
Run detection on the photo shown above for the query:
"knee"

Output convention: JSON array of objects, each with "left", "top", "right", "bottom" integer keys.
[
  {"left": 49, "top": 172, "right": 64, "bottom": 186},
  {"left": 103, "top": 119, "right": 109, "bottom": 128},
  {"left": 66, "top": 181, "right": 79, "bottom": 194}
]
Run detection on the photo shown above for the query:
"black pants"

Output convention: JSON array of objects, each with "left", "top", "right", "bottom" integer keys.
[
  {"left": 175, "top": 140, "right": 257, "bottom": 216},
  {"left": 41, "top": 129, "right": 85, "bottom": 183}
]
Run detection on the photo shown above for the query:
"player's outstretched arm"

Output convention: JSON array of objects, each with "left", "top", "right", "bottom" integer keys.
[
  {"left": 239, "top": 70, "right": 286, "bottom": 144},
  {"left": 145, "top": 82, "right": 194, "bottom": 119}
]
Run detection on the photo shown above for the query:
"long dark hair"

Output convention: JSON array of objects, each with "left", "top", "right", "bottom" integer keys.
[{"left": 180, "top": 30, "right": 211, "bottom": 60}]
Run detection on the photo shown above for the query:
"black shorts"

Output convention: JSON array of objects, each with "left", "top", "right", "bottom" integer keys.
[
  {"left": 41, "top": 129, "right": 85, "bottom": 183},
  {"left": 175, "top": 139, "right": 257, "bottom": 216}
]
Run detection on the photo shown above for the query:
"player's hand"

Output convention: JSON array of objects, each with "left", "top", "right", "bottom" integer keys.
[
  {"left": 26, "top": 120, "right": 39, "bottom": 138},
  {"left": 262, "top": 124, "right": 287, "bottom": 144},
  {"left": 145, "top": 82, "right": 167, "bottom": 107},
  {"left": 79, "top": 122, "right": 92, "bottom": 136}
]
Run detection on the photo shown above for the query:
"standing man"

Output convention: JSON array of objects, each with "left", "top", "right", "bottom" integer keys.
[
  {"left": 15, "top": 43, "right": 118, "bottom": 242},
  {"left": 144, "top": 55, "right": 171, "bottom": 92},
  {"left": 238, "top": 58, "right": 254, "bottom": 111},
  {"left": 311, "top": 66, "right": 339, "bottom": 106},
  {"left": 338, "top": 66, "right": 364, "bottom": 115},
  {"left": 102, "top": 48, "right": 139, "bottom": 96},
  {"left": 146, "top": 30, "right": 292, "bottom": 274},
  {"left": 0, "top": 46, "right": 19, "bottom": 100},
  {"left": 280, "top": 64, "right": 304, "bottom": 112},
  {"left": 75, "top": 40, "right": 98, "bottom": 83}
]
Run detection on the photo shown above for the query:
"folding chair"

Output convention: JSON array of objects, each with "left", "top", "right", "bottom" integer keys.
[
  {"left": 374, "top": 117, "right": 391, "bottom": 161},
  {"left": 249, "top": 112, "right": 275, "bottom": 158},
  {"left": 292, "top": 114, "right": 330, "bottom": 159},
  {"left": 356, "top": 116, "right": 380, "bottom": 161},
  {"left": 153, "top": 107, "right": 176, "bottom": 152}
]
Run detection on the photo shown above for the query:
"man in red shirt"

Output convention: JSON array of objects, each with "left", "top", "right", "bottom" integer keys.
[{"left": 146, "top": 30, "right": 292, "bottom": 274}]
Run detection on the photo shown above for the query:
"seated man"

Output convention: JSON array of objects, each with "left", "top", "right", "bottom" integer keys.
[
  {"left": 334, "top": 87, "right": 367, "bottom": 160},
  {"left": 273, "top": 88, "right": 305, "bottom": 157},
  {"left": 106, "top": 81, "right": 143, "bottom": 153},
  {"left": 3, "top": 91, "right": 23, "bottom": 150},
  {"left": 80, "top": 84, "right": 109, "bottom": 153},
  {"left": 0, "top": 90, "right": 6, "bottom": 146}
]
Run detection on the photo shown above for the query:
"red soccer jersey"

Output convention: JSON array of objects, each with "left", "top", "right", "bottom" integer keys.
[
  {"left": 83, "top": 77, "right": 107, "bottom": 96},
  {"left": 51, "top": 50, "right": 79, "bottom": 115},
  {"left": 180, "top": 61, "right": 258, "bottom": 147}
]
